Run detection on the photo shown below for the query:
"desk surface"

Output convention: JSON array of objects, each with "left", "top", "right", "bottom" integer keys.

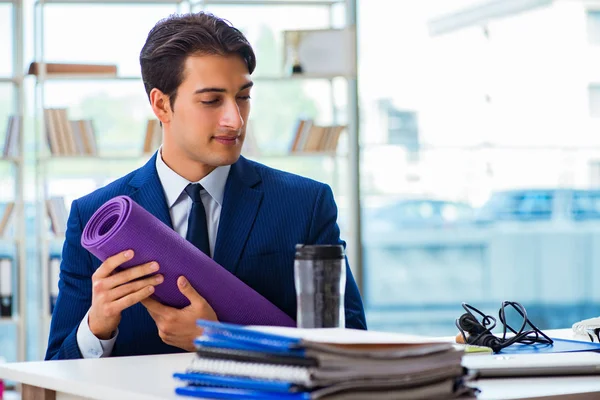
[
  {"left": 0, "top": 352, "right": 193, "bottom": 400},
  {"left": 0, "top": 329, "right": 599, "bottom": 400}
]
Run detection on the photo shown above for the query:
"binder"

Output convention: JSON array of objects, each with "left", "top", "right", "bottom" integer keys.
[
  {"left": 0, "top": 258, "right": 12, "bottom": 317},
  {"left": 173, "top": 320, "right": 475, "bottom": 399}
]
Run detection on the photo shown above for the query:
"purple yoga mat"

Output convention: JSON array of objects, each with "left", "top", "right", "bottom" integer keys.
[{"left": 81, "top": 195, "right": 296, "bottom": 327}]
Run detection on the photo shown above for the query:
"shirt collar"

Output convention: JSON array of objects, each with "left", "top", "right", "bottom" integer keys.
[{"left": 155, "top": 148, "right": 231, "bottom": 208}]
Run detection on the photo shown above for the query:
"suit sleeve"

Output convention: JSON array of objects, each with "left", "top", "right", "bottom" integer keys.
[
  {"left": 45, "top": 199, "right": 94, "bottom": 360},
  {"left": 308, "top": 184, "right": 367, "bottom": 330}
]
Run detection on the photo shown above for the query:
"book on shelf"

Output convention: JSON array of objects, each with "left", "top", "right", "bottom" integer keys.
[
  {"left": 49, "top": 256, "right": 60, "bottom": 315},
  {"left": 290, "top": 118, "right": 345, "bottom": 153},
  {"left": 143, "top": 119, "right": 162, "bottom": 154},
  {"left": 28, "top": 62, "right": 118, "bottom": 77},
  {"left": 44, "top": 108, "right": 98, "bottom": 156},
  {"left": 46, "top": 197, "right": 68, "bottom": 236},
  {"left": 0, "top": 257, "right": 12, "bottom": 318},
  {"left": 70, "top": 119, "right": 98, "bottom": 155},
  {"left": 2, "top": 115, "right": 22, "bottom": 159},
  {"left": 0, "top": 202, "right": 15, "bottom": 237}
]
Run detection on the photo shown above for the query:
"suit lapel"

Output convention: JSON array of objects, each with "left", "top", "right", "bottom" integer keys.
[
  {"left": 213, "top": 156, "right": 263, "bottom": 274},
  {"left": 128, "top": 152, "right": 173, "bottom": 229}
]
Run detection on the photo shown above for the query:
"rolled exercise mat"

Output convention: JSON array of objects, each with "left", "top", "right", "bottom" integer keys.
[{"left": 81, "top": 195, "right": 295, "bottom": 327}]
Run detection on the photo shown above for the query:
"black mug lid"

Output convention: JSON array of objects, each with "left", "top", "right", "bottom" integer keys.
[{"left": 295, "top": 244, "right": 345, "bottom": 260}]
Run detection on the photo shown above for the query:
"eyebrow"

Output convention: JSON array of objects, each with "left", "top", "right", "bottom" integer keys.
[{"left": 194, "top": 81, "right": 254, "bottom": 95}]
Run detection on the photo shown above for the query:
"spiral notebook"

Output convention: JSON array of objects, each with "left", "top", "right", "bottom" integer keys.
[{"left": 172, "top": 320, "right": 476, "bottom": 399}]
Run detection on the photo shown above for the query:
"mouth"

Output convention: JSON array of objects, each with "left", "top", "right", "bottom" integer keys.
[{"left": 213, "top": 135, "right": 240, "bottom": 146}]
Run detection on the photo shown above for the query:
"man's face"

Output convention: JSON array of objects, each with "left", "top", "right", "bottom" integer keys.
[{"left": 164, "top": 54, "right": 252, "bottom": 168}]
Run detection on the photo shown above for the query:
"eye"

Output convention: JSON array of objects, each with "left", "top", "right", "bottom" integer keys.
[
  {"left": 201, "top": 99, "right": 220, "bottom": 105},
  {"left": 237, "top": 96, "right": 251, "bottom": 101}
]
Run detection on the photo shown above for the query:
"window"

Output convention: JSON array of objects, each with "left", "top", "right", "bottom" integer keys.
[
  {"left": 359, "top": 0, "right": 600, "bottom": 335},
  {"left": 0, "top": 5, "right": 12, "bottom": 77},
  {"left": 589, "top": 85, "right": 600, "bottom": 118},
  {"left": 587, "top": 10, "right": 600, "bottom": 45}
]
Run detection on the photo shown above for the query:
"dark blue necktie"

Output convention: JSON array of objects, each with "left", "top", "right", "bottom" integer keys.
[{"left": 184, "top": 183, "right": 211, "bottom": 257}]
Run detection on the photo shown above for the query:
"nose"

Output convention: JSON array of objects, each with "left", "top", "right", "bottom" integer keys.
[{"left": 220, "top": 99, "right": 244, "bottom": 131}]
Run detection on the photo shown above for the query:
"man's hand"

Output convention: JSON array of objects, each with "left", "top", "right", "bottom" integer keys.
[
  {"left": 141, "top": 276, "right": 218, "bottom": 351},
  {"left": 88, "top": 250, "right": 164, "bottom": 340}
]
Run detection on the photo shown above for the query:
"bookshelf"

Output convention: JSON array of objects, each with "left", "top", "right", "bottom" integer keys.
[
  {"left": 0, "top": 0, "right": 26, "bottom": 363},
  {"left": 31, "top": 0, "right": 362, "bottom": 356},
  {"left": 31, "top": 0, "right": 192, "bottom": 358}
]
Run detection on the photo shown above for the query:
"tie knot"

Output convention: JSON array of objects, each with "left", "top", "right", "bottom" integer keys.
[{"left": 184, "top": 183, "right": 204, "bottom": 203}]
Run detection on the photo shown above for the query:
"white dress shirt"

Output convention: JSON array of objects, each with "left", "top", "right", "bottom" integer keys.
[{"left": 76, "top": 150, "right": 230, "bottom": 358}]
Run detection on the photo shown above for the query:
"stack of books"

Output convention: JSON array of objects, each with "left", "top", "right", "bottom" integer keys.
[
  {"left": 173, "top": 320, "right": 476, "bottom": 399},
  {"left": 44, "top": 108, "right": 97, "bottom": 156},
  {"left": 290, "top": 119, "right": 345, "bottom": 153}
]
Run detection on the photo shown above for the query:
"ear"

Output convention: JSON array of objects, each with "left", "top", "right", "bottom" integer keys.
[{"left": 149, "top": 88, "right": 172, "bottom": 124}]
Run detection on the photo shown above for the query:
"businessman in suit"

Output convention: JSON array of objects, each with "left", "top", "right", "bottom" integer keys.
[{"left": 45, "top": 12, "right": 367, "bottom": 360}]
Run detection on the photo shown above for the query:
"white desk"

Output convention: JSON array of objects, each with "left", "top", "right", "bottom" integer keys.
[
  {"left": 0, "top": 352, "right": 193, "bottom": 400},
  {"left": 1, "top": 329, "right": 599, "bottom": 400}
]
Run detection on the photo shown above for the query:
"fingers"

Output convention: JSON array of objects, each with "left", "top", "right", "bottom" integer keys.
[
  {"left": 93, "top": 249, "right": 135, "bottom": 280},
  {"left": 103, "top": 261, "right": 160, "bottom": 290},
  {"left": 108, "top": 274, "right": 164, "bottom": 302},
  {"left": 141, "top": 297, "right": 170, "bottom": 316},
  {"left": 178, "top": 276, "right": 203, "bottom": 304},
  {"left": 111, "top": 285, "right": 156, "bottom": 314},
  {"left": 178, "top": 277, "right": 216, "bottom": 321},
  {"left": 89, "top": 250, "right": 162, "bottom": 338}
]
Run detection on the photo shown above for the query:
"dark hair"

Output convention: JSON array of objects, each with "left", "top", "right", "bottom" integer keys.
[{"left": 140, "top": 12, "right": 256, "bottom": 108}]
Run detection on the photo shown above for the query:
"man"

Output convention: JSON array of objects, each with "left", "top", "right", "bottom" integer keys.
[{"left": 45, "top": 12, "right": 367, "bottom": 360}]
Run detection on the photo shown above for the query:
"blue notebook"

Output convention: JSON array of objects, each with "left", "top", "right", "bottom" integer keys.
[
  {"left": 175, "top": 386, "right": 309, "bottom": 400},
  {"left": 498, "top": 337, "right": 600, "bottom": 355},
  {"left": 173, "top": 372, "right": 304, "bottom": 393}
]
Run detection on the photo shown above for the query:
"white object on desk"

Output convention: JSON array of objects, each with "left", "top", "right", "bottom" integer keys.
[
  {"left": 572, "top": 316, "right": 600, "bottom": 343},
  {"left": 464, "top": 352, "right": 600, "bottom": 377}
]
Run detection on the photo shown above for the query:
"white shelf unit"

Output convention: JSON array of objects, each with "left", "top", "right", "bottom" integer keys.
[
  {"left": 1, "top": 0, "right": 26, "bottom": 363},
  {"left": 31, "top": 0, "right": 362, "bottom": 356}
]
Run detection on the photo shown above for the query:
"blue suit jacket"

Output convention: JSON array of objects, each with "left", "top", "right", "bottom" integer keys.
[{"left": 45, "top": 153, "right": 367, "bottom": 360}]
